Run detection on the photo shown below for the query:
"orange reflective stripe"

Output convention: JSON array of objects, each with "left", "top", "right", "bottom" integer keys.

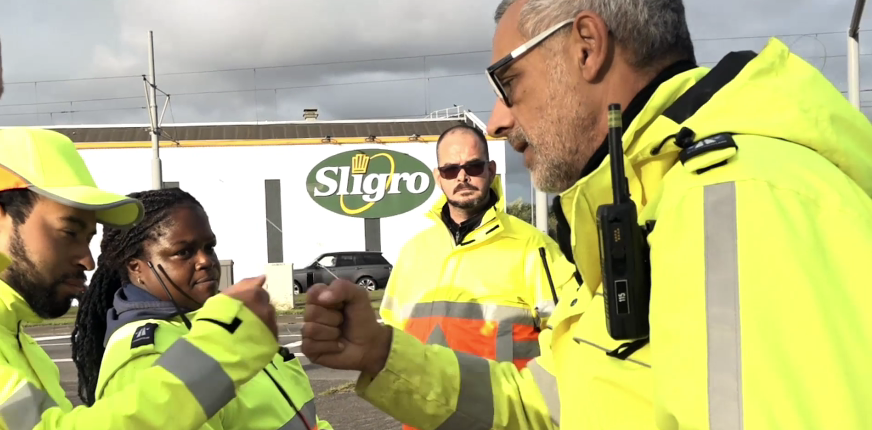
[
  {"left": 512, "top": 323, "right": 541, "bottom": 367},
  {"left": 407, "top": 301, "right": 535, "bottom": 324},
  {"left": 406, "top": 317, "right": 499, "bottom": 358},
  {"left": 403, "top": 301, "right": 541, "bottom": 368}
]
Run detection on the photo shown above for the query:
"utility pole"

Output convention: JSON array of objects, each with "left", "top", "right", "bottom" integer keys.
[
  {"left": 147, "top": 30, "right": 162, "bottom": 189},
  {"left": 535, "top": 187, "right": 548, "bottom": 234},
  {"left": 848, "top": 0, "right": 866, "bottom": 109},
  {"left": 530, "top": 173, "right": 535, "bottom": 223}
]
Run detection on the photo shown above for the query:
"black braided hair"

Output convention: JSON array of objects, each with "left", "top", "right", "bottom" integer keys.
[{"left": 71, "top": 187, "right": 203, "bottom": 406}]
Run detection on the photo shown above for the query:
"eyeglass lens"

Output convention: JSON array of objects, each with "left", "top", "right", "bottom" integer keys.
[{"left": 438, "top": 160, "right": 487, "bottom": 179}]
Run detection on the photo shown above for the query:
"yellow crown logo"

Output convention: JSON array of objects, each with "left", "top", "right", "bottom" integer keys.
[{"left": 351, "top": 153, "right": 370, "bottom": 174}]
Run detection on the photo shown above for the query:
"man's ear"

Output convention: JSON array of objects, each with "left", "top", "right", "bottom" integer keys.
[
  {"left": 488, "top": 160, "right": 497, "bottom": 179},
  {"left": 571, "top": 11, "right": 612, "bottom": 83}
]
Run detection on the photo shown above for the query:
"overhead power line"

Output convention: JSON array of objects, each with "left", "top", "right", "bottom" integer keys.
[
  {"left": 3, "top": 46, "right": 864, "bottom": 111},
  {"left": 0, "top": 72, "right": 483, "bottom": 109},
  {"left": 5, "top": 29, "right": 869, "bottom": 86}
]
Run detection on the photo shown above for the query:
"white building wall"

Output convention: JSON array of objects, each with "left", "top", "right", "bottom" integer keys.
[{"left": 79, "top": 140, "right": 506, "bottom": 284}]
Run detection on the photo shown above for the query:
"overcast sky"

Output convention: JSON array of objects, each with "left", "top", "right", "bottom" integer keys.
[{"left": 2, "top": 0, "right": 871, "bottom": 202}]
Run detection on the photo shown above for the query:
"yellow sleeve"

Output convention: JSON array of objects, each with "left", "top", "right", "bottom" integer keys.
[
  {"left": 357, "top": 327, "right": 558, "bottom": 430},
  {"left": 524, "top": 235, "right": 579, "bottom": 329},
  {"left": 650, "top": 180, "right": 872, "bottom": 429},
  {"left": 0, "top": 294, "right": 277, "bottom": 430}
]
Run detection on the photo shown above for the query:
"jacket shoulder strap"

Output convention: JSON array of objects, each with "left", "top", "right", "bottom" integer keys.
[{"left": 662, "top": 50, "right": 758, "bottom": 124}]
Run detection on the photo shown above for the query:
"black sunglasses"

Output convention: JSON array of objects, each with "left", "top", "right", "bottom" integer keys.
[{"left": 437, "top": 160, "right": 488, "bottom": 180}]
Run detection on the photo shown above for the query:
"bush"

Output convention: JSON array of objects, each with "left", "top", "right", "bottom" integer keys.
[{"left": 505, "top": 198, "right": 559, "bottom": 240}]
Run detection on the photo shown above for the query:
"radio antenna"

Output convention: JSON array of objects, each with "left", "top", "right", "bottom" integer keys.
[{"left": 608, "top": 104, "right": 628, "bottom": 204}]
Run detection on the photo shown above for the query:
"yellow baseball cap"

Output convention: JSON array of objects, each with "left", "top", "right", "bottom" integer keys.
[{"left": 0, "top": 128, "right": 144, "bottom": 229}]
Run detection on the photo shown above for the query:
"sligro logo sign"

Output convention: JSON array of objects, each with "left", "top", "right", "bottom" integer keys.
[{"left": 306, "top": 149, "right": 435, "bottom": 218}]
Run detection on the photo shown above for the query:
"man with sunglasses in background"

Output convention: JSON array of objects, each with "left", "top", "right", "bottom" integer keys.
[
  {"left": 380, "top": 124, "right": 578, "bottom": 430},
  {"left": 302, "top": 0, "right": 872, "bottom": 428}
]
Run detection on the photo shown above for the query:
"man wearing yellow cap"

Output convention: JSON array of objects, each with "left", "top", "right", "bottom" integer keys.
[{"left": 0, "top": 49, "right": 284, "bottom": 430}]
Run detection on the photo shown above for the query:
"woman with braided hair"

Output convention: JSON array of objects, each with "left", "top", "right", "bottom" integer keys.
[{"left": 72, "top": 187, "right": 331, "bottom": 430}]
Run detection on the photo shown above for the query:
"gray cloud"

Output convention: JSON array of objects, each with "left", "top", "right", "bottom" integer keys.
[{"left": 1, "top": 0, "right": 870, "bottom": 202}]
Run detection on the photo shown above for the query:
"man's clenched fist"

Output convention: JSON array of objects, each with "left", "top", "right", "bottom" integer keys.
[{"left": 301, "top": 279, "right": 392, "bottom": 375}]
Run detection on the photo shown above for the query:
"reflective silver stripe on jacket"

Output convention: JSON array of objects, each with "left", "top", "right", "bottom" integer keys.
[
  {"left": 704, "top": 182, "right": 744, "bottom": 430},
  {"left": 528, "top": 358, "right": 560, "bottom": 426},
  {"left": 0, "top": 381, "right": 57, "bottom": 430},
  {"left": 434, "top": 352, "right": 494, "bottom": 430},
  {"left": 407, "top": 301, "right": 536, "bottom": 324},
  {"left": 154, "top": 338, "right": 235, "bottom": 418},
  {"left": 278, "top": 397, "right": 318, "bottom": 430}
]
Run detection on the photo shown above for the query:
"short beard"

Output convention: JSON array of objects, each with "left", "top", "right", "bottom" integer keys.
[
  {"left": 447, "top": 183, "right": 492, "bottom": 212},
  {"left": 3, "top": 228, "right": 72, "bottom": 319},
  {"left": 520, "top": 57, "right": 602, "bottom": 193},
  {"left": 448, "top": 193, "right": 488, "bottom": 211}
]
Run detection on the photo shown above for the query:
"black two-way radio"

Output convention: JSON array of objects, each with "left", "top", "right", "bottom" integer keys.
[{"left": 595, "top": 104, "right": 652, "bottom": 341}]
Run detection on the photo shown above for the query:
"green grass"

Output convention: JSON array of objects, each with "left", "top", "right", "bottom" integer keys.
[
  {"left": 23, "top": 307, "right": 78, "bottom": 327},
  {"left": 317, "top": 381, "right": 356, "bottom": 396}
]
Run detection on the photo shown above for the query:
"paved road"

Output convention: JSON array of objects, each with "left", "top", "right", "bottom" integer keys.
[{"left": 27, "top": 317, "right": 401, "bottom": 430}]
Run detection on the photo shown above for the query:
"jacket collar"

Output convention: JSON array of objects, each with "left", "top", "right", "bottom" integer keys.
[
  {"left": 104, "top": 284, "right": 191, "bottom": 346},
  {"left": 0, "top": 279, "right": 42, "bottom": 334},
  {"left": 556, "top": 61, "right": 708, "bottom": 289},
  {"left": 428, "top": 175, "right": 507, "bottom": 247},
  {"left": 440, "top": 191, "right": 498, "bottom": 245}
]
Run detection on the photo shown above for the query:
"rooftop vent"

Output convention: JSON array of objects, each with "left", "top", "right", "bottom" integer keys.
[{"left": 303, "top": 108, "right": 319, "bottom": 122}]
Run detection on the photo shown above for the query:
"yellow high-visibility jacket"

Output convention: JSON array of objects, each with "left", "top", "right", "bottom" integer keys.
[
  {"left": 354, "top": 38, "right": 872, "bottom": 429},
  {"left": 0, "top": 279, "right": 277, "bottom": 430},
  {"left": 95, "top": 284, "right": 331, "bottom": 430},
  {"left": 381, "top": 176, "right": 578, "bottom": 370}
]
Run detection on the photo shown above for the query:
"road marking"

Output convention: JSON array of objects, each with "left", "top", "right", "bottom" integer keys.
[
  {"left": 39, "top": 342, "right": 70, "bottom": 347},
  {"left": 33, "top": 335, "right": 71, "bottom": 342},
  {"left": 53, "top": 358, "right": 73, "bottom": 363}
]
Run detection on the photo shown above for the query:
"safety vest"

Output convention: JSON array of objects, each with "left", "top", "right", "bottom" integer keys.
[
  {"left": 357, "top": 38, "right": 872, "bottom": 430},
  {"left": 381, "top": 176, "right": 579, "bottom": 370},
  {"left": 98, "top": 314, "right": 331, "bottom": 430},
  {"left": 0, "top": 280, "right": 73, "bottom": 427}
]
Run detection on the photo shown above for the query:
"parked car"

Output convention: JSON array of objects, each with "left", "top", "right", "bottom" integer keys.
[{"left": 292, "top": 251, "right": 392, "bottom": 294}]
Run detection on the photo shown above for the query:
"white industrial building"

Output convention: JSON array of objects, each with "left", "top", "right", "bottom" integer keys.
[{"left": 39, "top": 109, "right": 505, "bottom": 306}]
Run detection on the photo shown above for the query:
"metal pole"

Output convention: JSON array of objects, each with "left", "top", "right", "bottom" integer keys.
[
  {"left": 849, "top": 36, "right": 860, "bottom": 108},
  {"left": 529, "top": 173, "right": 535, "bottom": 223},
  {"left": 534, "top": 188, "right": 548, "bottom": 234},
  {"left": 848, "top": 0, "right": 866, "bottom": 109},
  {"left": 148, "top": 30, "right": 162, "bottom": 189}
]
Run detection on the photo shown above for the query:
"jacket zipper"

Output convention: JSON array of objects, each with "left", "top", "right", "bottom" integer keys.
[{"left": 16, "top": 321, "right": 23, "bottom": 350}]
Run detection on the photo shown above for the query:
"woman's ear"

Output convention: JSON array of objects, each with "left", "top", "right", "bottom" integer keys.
[{"left": 126, "top": 258, "right": 143, "bottom": 286}]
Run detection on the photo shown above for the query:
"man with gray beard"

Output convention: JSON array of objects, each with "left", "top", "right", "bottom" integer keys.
[
  {"left": 379, "top": 124, "right": 578, "bottom": 430},
  {"left": 303, "top": 0, "right": 872, "bottom": 428}
]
